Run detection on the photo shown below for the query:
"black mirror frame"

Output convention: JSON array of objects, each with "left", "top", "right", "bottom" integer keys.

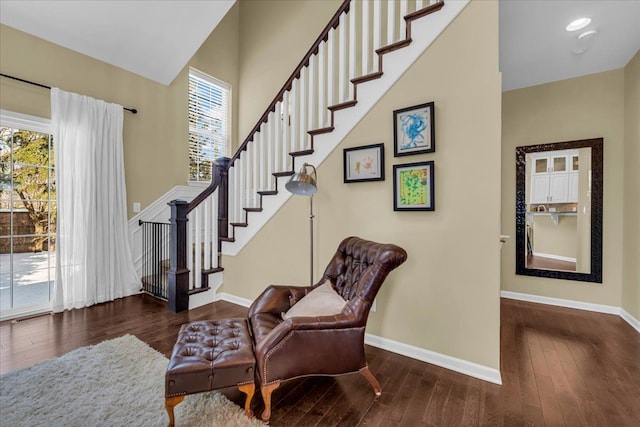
[{"left": 515, "top": 138, "right": 603, "bottom": 283}]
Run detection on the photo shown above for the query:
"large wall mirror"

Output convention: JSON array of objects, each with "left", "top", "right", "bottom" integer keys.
[{"left": 515, "top": 138, "right": 603, "bottom": 283}]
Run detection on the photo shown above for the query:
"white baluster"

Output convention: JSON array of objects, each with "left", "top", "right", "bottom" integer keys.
[
  {"left": 349, "top": 0, "right": 358, "bottom": 82},
  {"left": 290, "top": 78, "right": 299, "bottom": 157},
  {"left": 416, "top": 0, "right": 425, "bottom": 10},
  {"left": 274, "top": 103, "right": 282, "bottom": 174},
  {"left": 362, "top": 0, "right": 370, "bottom": 75},
  {"left": 204, "top": 198, "right": 211, "bottom": 270},
  {"left": 400, "top": 0, "right": 408, "bottom": 38},
  {"left": 327, "top": 28, "right": 336, "bottom": 108},
  {"left": 374, "top": 0, "right": 383, "bottom": 58},
  {"left": 254, "top": 130, "right": 263, "bottom": 191},
  {"left": 317, "top": 41, "right": 327, "bottom": 128},
  {"left": 338, "top": 12, "right": 348, "bottom": 103},
  {"left": 299, "top": 67, "right": 307, "bottom": 150},
  {"left": 236, "top": 162, "right": 244, "bottom": 220},
  {"left": 308, "top": 54, "right": 317, "bottom": 135},
  {"left": 212, "top": 189, "right": 218, "bottom": 268},
  {"left": 282, "top": 92, "right": 290, "bottom": 170},
  {"left": 251, "top": 139, "right": 258, "bottom": 205},
  {"left": 387, "top": 0, "right": 396, "bottom": 44},
  {"left": 187, "top": 214, "right": 193, "bottom": 289},
  {"left": 245, "top": 146, "right": 252, "bottom": 207},
  {"left": 266, "top": 114, "right": 274, "bottom": 189},
  {"left": 194, "top": 206, "right": 202, "bottom": 288}
]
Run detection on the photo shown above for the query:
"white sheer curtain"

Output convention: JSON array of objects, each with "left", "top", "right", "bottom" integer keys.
[{"left": 52, "top": 88, "right": 139, "bottom": 312}]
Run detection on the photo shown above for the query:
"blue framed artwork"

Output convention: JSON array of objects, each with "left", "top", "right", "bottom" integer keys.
[{"left": 393, "top": 101, "right": 435, "bottom": 157}]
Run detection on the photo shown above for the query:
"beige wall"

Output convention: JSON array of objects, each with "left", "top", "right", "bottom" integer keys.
[
  {"left": 237, "top": 0, "right": 341, "bottom": 139},
  {"left": 0, "top": 4, "right": 240, "bottom": 218},
  {"left": 623, "top": 50, "right": 640, "bottom": 319},
  {"left": 532, "top": 215, "right": 577, "bottom": 259},
  {"left": 224, "top": 1, "right": 502, "bottom": 369},
  {"left": 0, "top": 24, "right": 184, "bottom": 218},
  {"left": 501, "top": 70, "right": 625, "bottom": 306}
]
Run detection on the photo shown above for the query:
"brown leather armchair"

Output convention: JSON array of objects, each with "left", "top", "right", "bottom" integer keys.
[{"left": 248, "top": 236, "right": 407, "bottom": 421}]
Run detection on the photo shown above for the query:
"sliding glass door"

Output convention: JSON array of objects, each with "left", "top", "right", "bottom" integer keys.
[{"left": 0, "top": 111, "right": 55, "bottom": 320}]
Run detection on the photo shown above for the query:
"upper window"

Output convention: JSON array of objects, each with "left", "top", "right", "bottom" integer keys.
[{"left": 188, "top": 68, "right": 230, "bottom": 182}]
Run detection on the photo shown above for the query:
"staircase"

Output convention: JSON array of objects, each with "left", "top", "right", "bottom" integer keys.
[{"left": 164, "top": 0, "right": 470, "bottom": 312}]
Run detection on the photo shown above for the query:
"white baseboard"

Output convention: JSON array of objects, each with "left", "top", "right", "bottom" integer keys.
[
  {"left": 216, "top": 292, "right": 502, "bottom": 385},
  {"left": 501, "top": 290, "right": 640, "bottom": 334},
  {"left": 364, "top": 333, "right": 502, "bottom": 385},
  {"left": 620, "top": 308, "right": 640, "bottom": 333},
  {"left": 216, "top": 292, "right": 253, "bottom": 308},
  {"left": 500, "top": 290, "right": 620, "bottom": 314}
]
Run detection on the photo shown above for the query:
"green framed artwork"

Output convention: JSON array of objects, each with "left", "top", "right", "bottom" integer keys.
[{"left": 393, "top": 161, "right": 435, "bottom": 211}]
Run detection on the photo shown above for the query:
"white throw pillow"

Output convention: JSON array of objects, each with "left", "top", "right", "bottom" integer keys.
[{"left": 283, "top": 280, "right": 346, "bottom": 319}]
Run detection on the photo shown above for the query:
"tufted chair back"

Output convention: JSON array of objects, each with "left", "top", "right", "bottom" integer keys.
[{"left": 320, "top": 236, "right": 408, "bottom": 325}]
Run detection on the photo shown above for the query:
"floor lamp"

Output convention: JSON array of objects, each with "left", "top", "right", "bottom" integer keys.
[{"left": 285, "top": 163, "right": 317, "bottom": 286}]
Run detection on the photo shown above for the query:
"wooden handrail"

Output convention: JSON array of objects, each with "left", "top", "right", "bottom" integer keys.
[
  {"left": 228, "top": 0, "right": 351, "bottom": 166},
  {"left": 186, "top": 157, "right": 229, "bottom": 214}
]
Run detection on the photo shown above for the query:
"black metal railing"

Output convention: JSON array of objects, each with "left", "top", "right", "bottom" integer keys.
[{"left": 139, "top": 220, "right": 171, "bottom": 300}]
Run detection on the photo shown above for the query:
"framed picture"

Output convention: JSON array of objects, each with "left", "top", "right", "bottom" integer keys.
[
  {"left": 393, "top": 101, "right": 435, "bottom": 157},
  {"left": 343, "top": 143, "right": 385, "bottom": 183},
  {"left": 393, "top": 161, "right": 435, "bottom": 211}
]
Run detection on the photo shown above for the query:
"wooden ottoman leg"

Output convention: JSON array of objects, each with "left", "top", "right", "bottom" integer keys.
[
  {"left": 260, "top": 381, "right": 281, "bottom": 422},
  {"left": 165, "top": 395, "right": 185, "bottom": 427},
  {"left": 238, "top": 383, "right": 256, "bottom": 418}
]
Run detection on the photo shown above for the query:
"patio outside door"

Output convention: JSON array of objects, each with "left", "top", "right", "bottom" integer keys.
[{"left": 0, "top": 111, "right": 55, "bottom": 320}]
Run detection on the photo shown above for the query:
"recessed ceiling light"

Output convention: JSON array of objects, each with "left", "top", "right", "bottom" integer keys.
[
  {"left": 578, "top": 29, "right": 598, "bottom": 40},
  {"left": 566, "top": 17, "right": 591, "bottom": 32}
]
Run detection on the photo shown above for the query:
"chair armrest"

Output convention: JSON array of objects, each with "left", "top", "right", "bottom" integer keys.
[
  {"left": 248, "top": 284, "right": 314, "bottom": 318},
  {"left": 254, "top": 311, "right": 357, "bottom": 355}
]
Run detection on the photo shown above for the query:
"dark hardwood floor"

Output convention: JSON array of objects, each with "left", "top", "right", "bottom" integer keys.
[{"left": 1, "top": 295, "right": 639, "bottom": 426}]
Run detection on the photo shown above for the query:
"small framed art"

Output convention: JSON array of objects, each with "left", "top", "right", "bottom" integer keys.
[
  {"left": 343, "top": 143, "right": 385, "bottom": 183},
  {"left": 393, "top": 161, "right": 435, "bottom": 211},
  {"left": 393, "top": 101, "right": 435, "bottom": 157}
]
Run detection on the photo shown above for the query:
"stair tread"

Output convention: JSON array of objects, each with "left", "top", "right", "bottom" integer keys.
[
  {"left": 220, "top": 236, "right": 236, "bottom": 242},
  {"left": 230, "top": 222, "right": 248, "bottom": 227},
  {"left": 351, "top": 72, "right": 383, "bottom": 84},
  {"left": 187, "top": 286, "right": 210, "bottom": 296},
  {"left": 202, "top": 267, "right": 224, "bottom": 274},
  {"left": 244, "top": 207, "right": 263, "bottom": 212},
  {"left": 328, "top": 100, "right": 357, "bottom": 111},
  {"left": 376, "top": 39, "right": 411, "bottom": 55},
  {"left": 273, "top": 171, "right": 295, "bottom": 177},
  {"left": 405, "top": 1, "right": 445, "bottom": 21},
  {"left": 290, "top": 149, "right": 314, "bottom": 157},
  {"left": 258, "top": 190, "right": 278, "bottom": 196},
  {"left": 308, "top": 126, "right": 334, "bottom": 136}
]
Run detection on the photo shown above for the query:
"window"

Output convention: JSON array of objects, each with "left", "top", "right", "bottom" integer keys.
[
  {"left": 0, "top": 110, "right": 55, "bottom": 319},
  {"left": 188, "top": 68, "right": 230, "bottom": 182}
]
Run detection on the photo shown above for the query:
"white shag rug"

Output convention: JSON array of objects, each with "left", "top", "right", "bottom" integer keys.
[{"left": 0, "top": 334, "right": 264, "bottom": 427}]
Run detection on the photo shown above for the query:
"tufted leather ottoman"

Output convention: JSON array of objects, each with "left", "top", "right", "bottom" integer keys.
[{"left": 165, "top": 319, "right": 256, "bottom": 426}]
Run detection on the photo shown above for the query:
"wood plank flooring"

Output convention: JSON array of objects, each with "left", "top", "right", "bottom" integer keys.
[{"left": 1, "top": 295, "right": 639, "bottom": 426}]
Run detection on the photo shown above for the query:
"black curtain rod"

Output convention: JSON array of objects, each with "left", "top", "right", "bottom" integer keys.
[{"left": 0, "top": 73, "right": 138, "bottom": 114}]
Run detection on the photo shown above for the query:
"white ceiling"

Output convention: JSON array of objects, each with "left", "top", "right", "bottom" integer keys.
[
  {"left": 0, "top": 1, "right": 638, "bottom": 90},
  {"left": 500, "top": 0, "right": 640, "bottom": 91},
  {"left": 0, "top": 0, "right": 236, "bottom": 86}
]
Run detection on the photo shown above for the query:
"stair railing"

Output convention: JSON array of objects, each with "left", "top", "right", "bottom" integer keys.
[{"left": 168, "top": 0, "right": 444, "bottom": 312}]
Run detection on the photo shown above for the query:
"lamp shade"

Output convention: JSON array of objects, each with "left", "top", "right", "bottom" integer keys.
[{"left": 285, "top": 163, "right": 317, "bottom": 195}]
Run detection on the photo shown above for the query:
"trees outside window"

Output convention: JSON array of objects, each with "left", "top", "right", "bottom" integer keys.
[{"left": 0, "top": 127, "right": 55, "bottom": 253}]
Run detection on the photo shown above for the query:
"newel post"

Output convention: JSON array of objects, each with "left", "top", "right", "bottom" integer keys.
[
  {"left": 214, "top": 157, "right": 231, "bottom": 241},
  {"left": 168, "top": 199, "right": 189, "bottom": 313}
]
